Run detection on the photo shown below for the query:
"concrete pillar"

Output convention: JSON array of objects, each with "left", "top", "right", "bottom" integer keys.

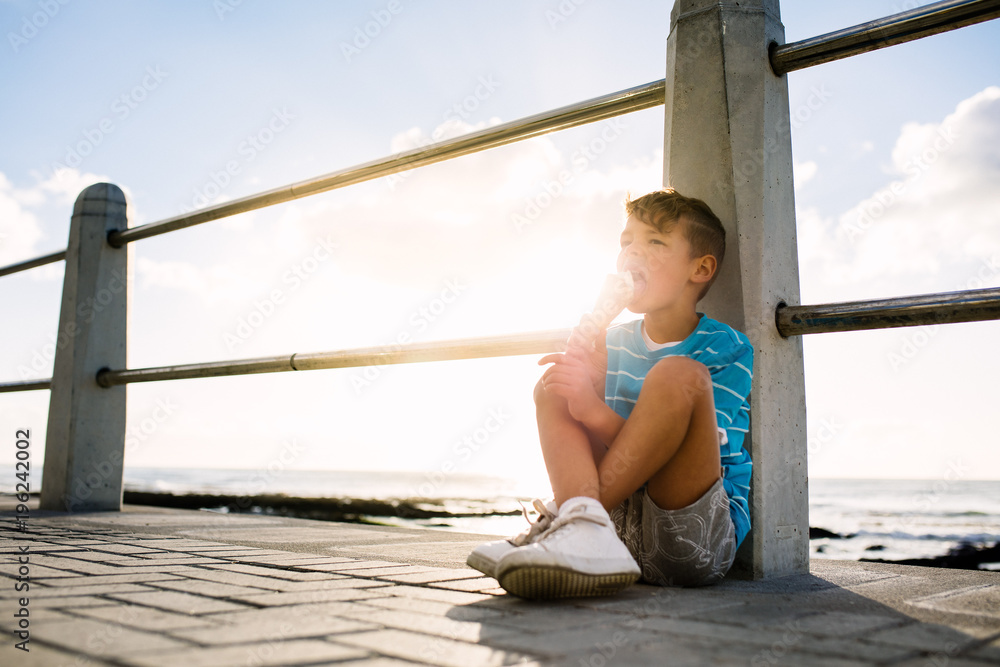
[
  {"left": 664, "top": 0, "right": 808, "bottom": 578},
  {"left": 41, "top": 183, "right": 131, "bottom": 512}
]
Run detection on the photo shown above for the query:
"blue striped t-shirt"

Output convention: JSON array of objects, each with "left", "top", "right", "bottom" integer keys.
[{"left": 604, "top": 314, "right": 754, "bottom": 547}]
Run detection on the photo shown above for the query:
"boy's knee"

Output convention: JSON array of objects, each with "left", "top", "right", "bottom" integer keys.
[
  {"left": 645, "top": 357, "right": 712, "bottom": 402},
  {"left": 533, "top": 377, "right": 556, "bottom": 409}
]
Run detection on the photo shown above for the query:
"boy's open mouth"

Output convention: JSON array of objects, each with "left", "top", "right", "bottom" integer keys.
[{"left": 626, "top": 269, "right": 646, "bottom": 300}]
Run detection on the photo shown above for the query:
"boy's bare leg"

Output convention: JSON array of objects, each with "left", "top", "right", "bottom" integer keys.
[
  {"left": 535, "top": 356, "right": 720, "bottom": 512},
  {"left": 598, "top": 356, "right": 721, "bottom": 512},
  {"left": 533, "top": 380, "right": 602, "bottom": 507}
]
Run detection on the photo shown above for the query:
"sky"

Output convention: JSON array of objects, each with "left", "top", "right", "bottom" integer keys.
[{"left": 1, "top": 0, "right": 998, "bottom": 494}]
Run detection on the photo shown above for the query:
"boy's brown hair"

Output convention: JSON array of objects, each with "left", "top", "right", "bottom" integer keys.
[{"left": 624, "top": 189, "right": 726, "bottom": 299}]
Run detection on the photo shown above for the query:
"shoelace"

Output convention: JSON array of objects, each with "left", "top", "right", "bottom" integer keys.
[
  {"left": 509, "top": 498, "right": 557, "bottom": 547},
  {"left": 532, "top": 503, "right": 608, "bottom": 544}
]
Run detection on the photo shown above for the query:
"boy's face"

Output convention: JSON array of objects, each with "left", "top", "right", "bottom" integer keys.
[{"left": 616, "top": 214, "right": 705, "bottom": 313}]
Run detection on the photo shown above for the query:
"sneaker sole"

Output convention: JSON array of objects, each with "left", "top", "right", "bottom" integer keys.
[{"left": 498, "top": 565, "right": 638, "bottom": 600}]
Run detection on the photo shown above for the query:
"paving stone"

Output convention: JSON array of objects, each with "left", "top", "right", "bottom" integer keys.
[
  {"left": 148, "top": 577, "right": 278, "bottom": 598},
  {"left": 867, "top": 621, "right": 982, "bottom": 653},
  {"left": 427, "top": 576, "right": 507, "bottom": 592},
  {"left": 299, "top": 559, "right": 404, "bottom": 572},
  {"left": 364, "top": 593, "right": 511, "bottom": 621},
  {"left": 387, "top": 584, "right": 501, "bottom": 606},
  {"left": 203, "top": 562, "right": 341, "bottom": 580},
  {"left": 354, "top": 606, "right": 527, "bottom": 643},
  {"left": 338, "top": 628, "right": 537, "bottom": 667},
  {"left": 121, "top": 557, "right": 229, "bottom": 566},
  {"left": 106, "top": 590, "right": 251, "bottom": 614},
  {"left": 171, "top": 567, "right": 305, "bottom": 591},
  {"left": 169, "top": 605, "right": 379, "bottom": 644},
  {"left": 0, "top": 639, "right": 107, "bottom": 666},
  {"left": 488, "top": 606, "right": 634, "bottom": 634},
  {"left": 29, "top": 594, "right": 121, "bottom": 609},
  {"left": 575, "top": 587, "right": 746, "bottom": 619},
  {"left": 622, "top": 616, "right": 832, "bottom": 650},
  {"left": 71, "top": 603, "right": 225, "bottom": 631},
  {"left": 232, "top": 586, "right": 391, "bottom": 606},
  {"left": 259, "top": 577, "right": 392, "bottom": 593},
  {"left": 968, "top": 634, "right": 1000, "bottom": 663},
  {"left": 36, "top": 572, "right": 183, "bottom": 587},
  {"left": 27, "top": 583, "right": 157, "bottom": 598},
  {"left": 1, "top": 562, "right": 83, "bottom": 578},
  {"left": 343, "top": 565, "right": 440, "bottom": 577},
  {"left": 227, "top": 554, "right": 341, "bottom": 564},
  {"left": 85, "top": 543, "right": 163, "bottom": 555},
  {"left": 119, "top": 639, "right": 368, "bottom": 667},
  {"left": 378, "top": 568, "right": 487, "bottom": 584},
  {"left": 618, "top": 633, "right": 876, "bottom": 667},
  {"left": 784, "top": 610, "right": 908, "bottom": 638},
  {"left": 485, "top": 622, "right": 663, "bottom": 657},
  {"left": 788, "top": 636, "right": 921, "bottom": 664},
  {"left": 338, "top": 659, "right": 443, "bottom": 667},
  {"left": 48, "top": 550, "right": 142, "bottom": 563},
  {"left": 0, "top": 606, "right": 76, "bottom": 629},
  {"left": 27, "top": 616, "right": 194, "bottom": 658}
]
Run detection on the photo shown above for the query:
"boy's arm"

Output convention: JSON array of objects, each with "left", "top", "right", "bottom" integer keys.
[
  {"left": 707, "top": 339, "right": 754, "bottom": 441},
  {"left": 538, "top": 331, "right": 625, "bottom": 447}
]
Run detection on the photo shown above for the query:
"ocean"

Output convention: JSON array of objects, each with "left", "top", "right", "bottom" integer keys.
[{"left": 5, "top": 467, "right": 999, "bottom": 569}]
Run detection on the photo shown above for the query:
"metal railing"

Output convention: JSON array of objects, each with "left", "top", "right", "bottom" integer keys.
[
  {"left": 1, "top": 0, "right": 998, "bottom": 396},
  {"left": 770, "top": 0, "right": 1000, "bottom": 74}
]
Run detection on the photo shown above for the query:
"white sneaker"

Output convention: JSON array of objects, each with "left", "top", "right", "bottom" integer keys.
[
  {"left": 495, "top": 496, "right": 640, "bottom": 599},
  {"left": 466, "top": 499, "right": 558, "bottom": 579}
]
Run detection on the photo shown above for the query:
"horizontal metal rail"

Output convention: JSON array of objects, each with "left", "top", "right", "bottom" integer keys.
[
  {"left": 0, "top": 379, "right": 52, "bottom": 393},
  {"left": 776, "top": 286, "right": 1000, "bottom": 336},
  {"left": 0, "top": 250, "right": 66, "bottom": 279},
  {"left": 96, "top": 329, "right": 572, "bottom": 387},
  {"left": 107, "top": 80, "right": 665, "bottom": 247},
  {"left": 771, "top": 0, "right": 1000, "bottom": 74}
]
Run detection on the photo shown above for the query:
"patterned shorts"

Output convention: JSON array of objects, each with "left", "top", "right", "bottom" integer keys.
[{"left": 609, "top": 477, "right": 737, "bottom": 587}]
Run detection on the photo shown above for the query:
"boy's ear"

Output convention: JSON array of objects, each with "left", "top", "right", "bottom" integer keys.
[{"left": 691, "top": 254, "right": 717, "bottom": 286}]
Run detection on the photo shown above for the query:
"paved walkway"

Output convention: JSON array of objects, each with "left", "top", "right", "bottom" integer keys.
[{"left": 1, "top": 499, "right": 998, "bottom": 666}]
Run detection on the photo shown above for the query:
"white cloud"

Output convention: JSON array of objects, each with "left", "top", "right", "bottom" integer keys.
[
  {"left": 798, "top": 86, "right": 1000, "bottom": 302},
  {"left": 0, "top": 167, "right": 117, "bottom": 270},
  {"left": 793, "top": 160, "right": 818, "bottom": 189}
]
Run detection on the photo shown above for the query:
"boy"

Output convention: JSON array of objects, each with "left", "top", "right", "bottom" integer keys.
[{"left": 468, "top": 189, "right": 753, "bottom": 599}]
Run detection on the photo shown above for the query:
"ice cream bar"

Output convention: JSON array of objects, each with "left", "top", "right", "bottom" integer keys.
[{"left": 568, "top": 272, "right": 635, "bottom": 348}]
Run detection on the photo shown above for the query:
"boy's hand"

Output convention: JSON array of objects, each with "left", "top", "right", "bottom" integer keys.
[{"left": 538, "top": 327, "right": 609, "bottom": 425}]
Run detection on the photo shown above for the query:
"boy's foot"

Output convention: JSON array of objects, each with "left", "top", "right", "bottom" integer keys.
[
  {"left": 495, "top": 496, "right": 639, "bottom": 600},
  {"left": 466, "top": 499, "right": 557, "bottom": 578}
]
